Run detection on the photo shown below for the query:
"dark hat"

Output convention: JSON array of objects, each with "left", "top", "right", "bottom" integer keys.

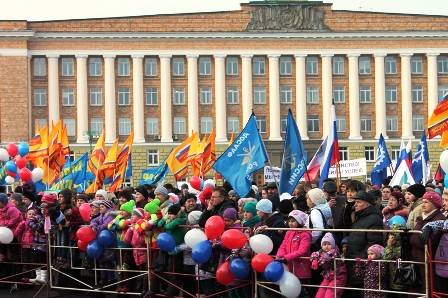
[
  {"left": 353, "top": 190, "right": 375, "bottom": 205},
  {"left": 323, "top": 181, "right": 337, "bottom": 193},
  {"left": 168, "top": 204, "right": 182, "bottom": 215},
  {"left": 61, "top": 204, "right": 73, "bottom": 212},
  {"left": 10, "top": 193, "right": 22, "bottom": 204},
  {"left": 181, "top": 193, "right": 197, "bottom": 206},
  {"left": 58, "top": 189, "right": 72, "bottom": 200},
  {"left": 0, "top": 193, "right": 8, "bottom": 204},
  {"left": 405, "top": 184, "right": 426, "bottom": 198},
  {"left": 381, "top": 178, "right": 390, "bottom": 186},
  {"left": 266, "top": 182, "right": 278, "bottom": 189},
  {"left": 135, "top": 185, "right": 149, "bottom": 199},
  {"left": 181, "top": 183, "right": 189, "bottom": 190},
  {"left": 118, "top": 188, "right": 133, "bottom": 202},
  {"left": 22, "top": 190, "right": 36, "bottom": 202},
  {"left": 278, "top": 199, "right": 294, "bottom": 215},
  {"left": 76, "top": 194, "right": 88, "bottom": 203},
  {"left": 390, "top": 191, "right": 405, "bottom": 205},
  {"left": 368, "top": 189, "right": 382, "bottom": 199}
]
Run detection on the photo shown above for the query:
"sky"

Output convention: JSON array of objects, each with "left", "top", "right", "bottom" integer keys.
[{"left": 0, "top": 0, "right": 447, "bottom": 21}]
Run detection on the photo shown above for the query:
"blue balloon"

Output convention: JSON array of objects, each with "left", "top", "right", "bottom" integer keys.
[
  {"left": 97, "top": 230, "right": 115, "bottom": 246},
  {"left": 86, "top": 239, "right": 104, "bottom": 259},
  {"left": 192, "top": 240, "right": 212, "bottom": 264},
  {"left": 264, "top": 261, "right": 285, "bottom": 282},
  {"left": 5, "top": 161, "right": 17, "bottom": 173},
  {"left": 18, "top": 142, "right": 29, "bottom": 157},
  {"left": 444, "top": 175, "right": 448, "bottom": 190},
  {"left": 388, "top": 215, "right": 407, "bottom": 228},
  {"left": 156, "top": 232, "right": 176, "bottom": 252},
  {"left": 230, "top": 258, "right": 250, "bottom": 279}
]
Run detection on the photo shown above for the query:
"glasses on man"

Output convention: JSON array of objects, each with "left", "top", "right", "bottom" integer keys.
[{"left": 210, "top": 196, "right": 222, "bottom": 199}]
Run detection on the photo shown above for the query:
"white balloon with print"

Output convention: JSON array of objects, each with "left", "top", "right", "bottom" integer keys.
[{"left": 249, "top": 234, "right": 273, "bottom": 254}]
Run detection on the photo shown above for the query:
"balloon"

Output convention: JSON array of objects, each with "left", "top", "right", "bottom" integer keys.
[
  {"left": 216, "top": 262, "right": 235, "bottom": 285},
  {"left": 18, "top": 142, "right": 30, "bottom": 157},
  {"left": 249, "top": 234, "right": 273, "bottom": 254},
  {"left": 205, "top": 215, "right": 225, "bottom": 240},
  {"left": 282, "top": 263, "right": 289, "bottom": 272},
  {"left": 264, "top": 261, "right": 285, "bottom": 282},
  {"left": 5, "top": 143, "right": 18, "bottom": 157},
  {"left": 192, "top": 240, "right": 212, "bottom": 264},
  {"left": 87, "top": 239, "right": 104, "bottom": 259},
  {"left": 5, "top": 176, "right": 14, "bottom": 185},
  {"left": 156, "top": 232, "right": 176, "bottom": 252},
  {"left": 97, "top": 230, "right": 115, "bottom": 246},
  {"left": 230, "top": 258, "right": 250, "bottom": 279},
  {"left": 279, "top": 271, "right": 301, "bottom": 298},
  {"left": 6, "top": 170, "right": 16, "bottom": 178},
  {"left": 440, "top": 150, "right": 448, "bottom": 172},
  {"left": 76, "top": 226, "right": 97, "bottom": 243},
  {"left": 5, "top": 161, "right": 17, "bottom": 173},
  {"left": 15, "top": 156, "right": 27, "bottom": 169},
  {"left": 0, "top": 227, "right": 14, "bottom": 244},
  {"left": 221, "top": 229, "right": 248, "bottom": 249},
  {"left": 0, "top": 148, "right": 9, "bottom": 161},
  {"left": 251, "top": 253, "right": 274, "bottom": 273},
  {"left": 189, "top": 176, "right": 202, "bottom": 190},
  {"left": 79, "top": 203, "right": 92, "bottom": 222},
  {"left": 19, "top": 168, "right": 32, "bottom": 182},
  {"left": 31, "top": 167, "right": 44, "bottom": 182},
  {"left": 184, "top": 229, "right": 207, "bottom": 249},
  {"left": 78, "top": 240, "right": 89, "bottom": 251},
  {"left": 388, "top": 215, "right": 407, "bottom": 228}
]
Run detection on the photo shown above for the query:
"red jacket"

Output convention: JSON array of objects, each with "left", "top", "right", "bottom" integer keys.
[
  {"left": 65, "top": 208, "right": 85, "bottom": 241},
  {"left": 15, "top": 219, "right": 34, "bottom": 248},
  {"left": 124, "top": 227, "right": 147, "bottom": 266},
  {"left": 0, "top": 201, "right": 23, "bottom": 233},
  {"left": 276, "top": 229, "right": 312, "bottom": 279}
]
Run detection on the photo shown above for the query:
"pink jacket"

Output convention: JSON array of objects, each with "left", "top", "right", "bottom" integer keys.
[
  {"left": 0, "top": 201, "right": 23, "bottom": 233},
  {"left": 124, "top": 227, "right": 147, "bottom": 266},
  {"left": 15, "top": 219, "right": 34, "bottom": 248},
  {"left": 276, "top": 230, "right": 312, "bottom": 279}
]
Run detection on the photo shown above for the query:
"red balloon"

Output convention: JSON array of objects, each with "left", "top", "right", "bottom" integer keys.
[
  {"left": 76, "top": 226, "right": 96, "bottom": 243},
  {"left": 78, "top": 240, "right": 89, "bottom": 251},
  {"left": 205, "top": 215, "right": 225, "bottom": 240},
  {"left": 6, "top": 170, "right": 16, "bottom": 178},
  {"left": 251, "top": 254, "right": 274, "bottom": 273},
  {"left": 79, "top": 203, "right": 92, "bottom": 222},
  {"left": 5, "top": 143, "right": 18, "bottom": 157},
  {"left": 216, "top": 261, "right": 235, "bottom": 285},
  {"left": 221, "top": 229, "right": 248, "bottom": 249},
  {"left": 189, "top": 176, "right": 201, "bottom": 190},
  {"left": 15, "top": 156, "right": 27, "bottom": 169},
  {"left": 19, "top": 168, "right": 32, "bottom": 182}
]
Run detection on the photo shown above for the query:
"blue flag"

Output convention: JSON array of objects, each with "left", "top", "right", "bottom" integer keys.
[
  {"left": 411, "top": 131, "right": 429, "bottom": 184},
  {"left": 279, "top": 109, "right": 308, "bottom": 194},
  {"left": 371, "top": 133, "right": 392, "bottom": 188},
  {"left": 213, "top": 113, "right": 268, "bottom": 197},
  {"left": 139, "top": 153, "right": 170, "bottom": 185}
]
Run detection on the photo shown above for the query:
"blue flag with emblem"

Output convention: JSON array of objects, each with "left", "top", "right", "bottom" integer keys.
[
  {"left": 213, "top": 113, "right": 268, "bottom": 197},
  {"left": 371, "top": 133, "right": 392, "bottom": 188},
  {"left": 279, "top": 109, "right": 308, "bottom": 194},
  {"left": 139, "top": 152, "right": 170, "bottom": 185},
  {"left": 411, "top": 131, "right": 429, "bottom": 184}
]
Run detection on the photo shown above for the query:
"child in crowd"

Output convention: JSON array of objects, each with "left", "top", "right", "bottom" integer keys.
[
  {"left": 355, "top": 244, "right": 388, "bottom": 298},
  {"left": 143, "top": 199, "right": 162, "bottom": 248},
  {"left": 310, "top": 233, "right": 347, "bottom": 298},
  {"left": 242, "top": 201, "right": 261, "bottom": 232},
  {"left": 15, "top": 209, "right": 36, "bottom": 283},
  {"left": 384, "top": 224, "right": 409, "bottom": 297},
  {"left": 59, "top": 204, "right": 84, "bottom": 269},
  {"left": 340, "top": 236, "right": 349, "bottom": 261}
]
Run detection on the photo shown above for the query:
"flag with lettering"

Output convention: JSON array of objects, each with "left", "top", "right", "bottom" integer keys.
[
  {"left": 428, "top": 91, "right": 448, "bottom": 139},
  {"left": 139, "top": 152, "right": 171, "bottom": 185},
  {"left": 411, "top": 131, "right": 429, "bottom": 184},
  {"left": 371, "top": 133, "right": 392, "bottom": 188}
]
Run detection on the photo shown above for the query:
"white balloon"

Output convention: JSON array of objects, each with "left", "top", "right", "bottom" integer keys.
[
  {"left": 0, "top": 148, "right": 9, "bottom": 162},
  {"left": 282, "top": 263, "right": 289, "bottom": 272},
  {"left": 184, "top": 229, "right": 207, "bottom": 249},
  {"left": 279, "top": 271, "right": 301, "bottom": 298},
  {"left": 203, "top": 179, "right": 215, "bottom": 189},
  {"left": 249, "top": 234, "right": 273, "bottom": 254},
  {"left": 32, "top": 167, "right": 44, "bottom": 182},
  {"left": 0, "top": 227, "right": 14, "bottom": 244},
  {"left": 5, "top": 176, "right": 14, "bottom": 185},
  {"left": 440, "top": 150, "right": 448, "bottom": 172}
]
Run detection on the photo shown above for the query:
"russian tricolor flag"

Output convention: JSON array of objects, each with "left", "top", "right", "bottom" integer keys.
[{"left": 318, "top": 105, "right": 340, "bottom": 188}]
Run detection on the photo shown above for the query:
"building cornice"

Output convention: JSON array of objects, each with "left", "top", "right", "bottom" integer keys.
[{"left": 0, "top": 31, "right": 35, "bottom": 38}]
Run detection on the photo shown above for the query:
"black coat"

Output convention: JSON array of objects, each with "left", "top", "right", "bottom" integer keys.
[
  {"left": 198, "top": 199, "right": 237, "bottom": 228},
  {"left": 257, "top": 212, "right": 286, "bottom": 255}
]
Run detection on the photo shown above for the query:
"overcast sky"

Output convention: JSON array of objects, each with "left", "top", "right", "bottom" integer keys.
[{"left": 1, "top": 0, "right": 446, "bottom": 21}]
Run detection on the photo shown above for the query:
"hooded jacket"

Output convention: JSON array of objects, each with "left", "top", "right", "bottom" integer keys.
[
  {"left": 256, "top": 211, "right": 286, "bottom": 255},
  {"left": 0, "top": 201, "right": 23, "bottom": 232},
  {"left": 276, "top": 229, "right": 312, "bottom": 279}
]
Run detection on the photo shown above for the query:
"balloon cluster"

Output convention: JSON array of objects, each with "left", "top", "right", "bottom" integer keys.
[
  {"left": 0, "top": 227, "right": 14, "bottom": 244},
  {"left": 0, "top": 142, "right": 43, "bottom": 184},
  {"left": 189, "top": 176, "right": 215, "bottom": 191},
  {"left": 77, "top": 225, "right": 115, "bottom": 259}
]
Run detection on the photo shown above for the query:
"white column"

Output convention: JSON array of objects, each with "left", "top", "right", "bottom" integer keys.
[
  {"left": 160, "top": 55, "right": 173, "bottom": 142},
  {"left": 268, "top": 55, "right": 282, "bottom": 141},
  {"left": 76, "top": 55, "right": 88, "bottom": 143},
  {"left": 347, "top": 54, "right": 362, "bottom": 140},
  {"left": 104, "top": 55, "right": 117, "bottom": 143},
  {"left": 187, "top": 55, "right": 199, "bottom": 137},
  {"left": 214, "top": 55, "right": 227, "bottom": 142},
  {"left": 132, "top": 55, "right": 145, "bottom": 143},
  {"left": 427, "top": 53, "right": 439, "bottom": 117},
  {"left": 321, "top": 54, "right": 333, "bottom": 137},
  {"left": 241, "top": 55, "right": 253, "bottom": 124},
  {"left": 47, "top": 55, "right": 60, "bottom": 124},
  {"left": 401, "top": 54, "right": 414, "bottom": 139},
  {"left": 294, "top": 55, "right": 308, "bottom": 140},
  {"left": 374, "top": 54, "right": 387, "bottom": 139}
]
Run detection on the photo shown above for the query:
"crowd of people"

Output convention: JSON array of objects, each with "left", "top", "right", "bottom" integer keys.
[{"left": 0, "top": 177, "right": 447, "bottom": 298}]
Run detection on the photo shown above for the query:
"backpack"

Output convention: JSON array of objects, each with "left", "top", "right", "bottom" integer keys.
[
  {"left": 435, "top": 233, "right": 448, "bottom": 278},
  {"left": 308, "top": 208, "right": 333, "bottom": 252}
]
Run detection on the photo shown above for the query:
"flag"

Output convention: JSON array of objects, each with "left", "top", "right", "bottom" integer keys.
[
  {"left": 395, "top": 139, "right": 412, "bottom": 173},
  {"left": 201, "top": 129, "right": 216, "bottom": 175},
  {"left": 304, "top": 138, "right": 327, "bottom": 182},
  {"left": 27, "top": 124, "right": 49, "bottom": 162},
  {"left": 167, "top": 133, "right": 197, "bottom": 180},
  {"left": 389, "top": 160, "right": 415, "bottom": 186},
  {"left": 371, "top": 133, "right": 392, "bottom": 188},
  {"left": 98, "top": 138, "right": 119, "bottom": 182},
  {"left": 213, "top": 113, "right": 268, "bottom": 197},
  {"left": 434, "top": 163, "right": 445, "bottom": 182},
  {"left": 428, "top": 91, "right": 448, "bottom": 139},
  {"left": 87, "top": 131, "right": 107, "bottom": 176},
  {"left": 192, "top": 136, "right": 206, "bottom": 177},
  {"left": 228, "top": 131, "right": 234, "bottom": 147},
  {"left": 0, "top": 166, "right": 7, "bottom": 186},
  {"left": 318, "top": 105, "right": 340, "bottom": 188},
  {"left": 53, "top": 153, "right": 88, "bottom": 186},
  {"left": 139, "top": 152, "right": 171, "bottom": 185},
  {"left": 186, "top": 132, "right": 200, "bottom": 164},
  {"left": 440, "top": 131, "right": 448, "bottom": 149},
  {"left": 279, "top": 109, "right": 308, "bottom": 194}
]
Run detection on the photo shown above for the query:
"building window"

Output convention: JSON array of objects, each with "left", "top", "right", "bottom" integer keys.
[
  {"left": 280, "top": 86, "right": 292, "bottom": 104},
  {"left": 147, "top": 149, "right": 159, "bottom": 166},
  {"left": 385, "top": 56, "right": 397, "bottom": 74},
  {"left": 391, "top": 146, "right": 400, "bottom": 160},
  {"left": 307, "top": 86, "right": 319, "bottom": 103},
  {"left": 438, "top": 56, "right": 448, "bottom": 73},
  {"left": 173, "top": 88, "right": 185, "bottom": 105},
  {"left": 34, "top": 89, "right": 47, "bottom": 106},
  {"left": 34, "top": 58, "right": 46, "bottom": 76},
  {"left": 280, "top": 57, "right": 292, "bottom": 75},
  {"left": 62, "top": 88, "right": 75, "bottom": 106},
  {"left": 254, "top": 87, "right": 266, "bottom": 104},
  {"left": 90, "top": 118, "right": 103, "bottom": 134},
  {"left": 365, "top": 146, "right": 375, "bottom": 161},
  {"left": 118, "top": 88, "right": 130, "bottom": 105},
  {"left": 253, "top": 57, "right": 265, "bottom": 75},
  {"left": 63, "top": 118, "right": 76, "bottom": 136},
  {"left": 145, "top": 58, "right": 157, "bottom": 76},
  {"left": 35, "top": 119, "right": 47, "bottom": 131},
  {"left": 118, "top": 118, "right": 131, "bottom": 135},
  {"left": 146, "top": 118, "right": 158, "bottom": 135},
  {"left": 200, "top": 87, "right": 212, "bottom": 104},
  {"left": 173, "top": 57, "right": 185, "bottom": 76},
  {"left": 411, "top": 56, "right": 422, "bottom": 74},
  {"left": 386, "top": 115, "right": 398, "bottom": 131},
  {"left": 90, "top": 88, "right": 102, "bottom": 106},
  {"left": 89, "top": 58, "right": 102, "bottom": 76},
  {"left": 306, "top": 57, "right": 318, "bottom": 75},
  {"left": 228, "top": 116, "right": 239, "bottom": 133},
  {"left": 308, "top": 115, "right": 319, "bottom": 132},
  {"left": 200, "top": 117, "right": 212, "bottom": 134},
  {"left": 385, "top": 86, "right": 398, "bottom": 103},
  {"left": 333, "top": 57, "right": 344, "bottom": 75},
  {"left": 145, "top": 88, "right": 158, "bottom": 105},
  {"left": 360, "top": 86, "right": 371, "bottom": 103},
  {"left": 333, "top": 86, "right": 345, "bottom": 103},
  {"left": 226, "top": 57, "right": 238, "bottom": 75},
  {"left": 336, "top": 115, "right": 346, "bottom": 132},
  {"left": 61, "top": 58, "right": 74, "bottom": 76},
  {"left": 339, "top": 146, "right": 349, "bottom": 161},
  {"left": 439, "top": 86, "right": 448, "bottom": 101},
  {"left": 412, "top": 114, "right": 424, "bottom": 131},
  {"left": 256, "top": 116, "right": 266, "bottom": 133},
  {"left": 227, "top": 87, "right": 239, "bottom": 104},
  {"left": 360, "top": 115, "right": 372, "bottom": 132},
  {"left": 199, "top": 57, "right": 211, "bottom": 75},
  {"left": 359, "top": 56, "right": 371, "bottom": 74},
  {"left": 281, "top": 115, "right": 287, "bottom": 133},
  {"left": 118, "top": 58, "right": 130, "bottom": 76},
  {"left": 412, "top": 86, "right": 423, "bottom": 103},
  {"left": 174, "top": 117, "right": 186, "bottom": 134}
]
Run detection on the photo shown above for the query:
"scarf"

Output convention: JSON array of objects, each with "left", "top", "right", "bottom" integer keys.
[
  {"left": 44, "top": 215, "right": 51, "bottom": 234},
  {"left": 243, "top": 215, "right": 261, "bottom": 228},
  {"left": 422, "top": 208, "right": 437, "bottom": 220}
]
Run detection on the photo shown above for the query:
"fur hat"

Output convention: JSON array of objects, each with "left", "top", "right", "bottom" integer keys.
[
  {"left": 223, "top": 208, "right": 237, "bottom": 221},
  {"left": 155, "top": 186, "right": 169, "bottom": 198},
  {"left": 256, "top": 199, "right": 272, "bottom": 214},
  {"left": 321, "top": 232, "right": 336, "bottom": 248},
  {"left": 390, "top": 191, "right": 405, "bottom": 205},
  {"left": 41, "top": 193, "right": 56, "bottom": 205},
  {"left": 288, "top": 210, "right": 308, "bottom": 227},
  {"left": 168, "top": 204, "right": 182, "bottom": 215},
  {"left": 132, "top": 207, "right": 145, "bottom": 218},
  {"left": 144, "top": 199, "right": 160, "bottom": 214},
  {"left": 95, "top": 189, "right": 107, "bottom": 200},
  {"left": 323, "top": 181, "right": 337, "bottom": 193},
  {"left": 120, "top": 200, "right": 135, "bottom": 214},
  {"left": 0, "top": 193, "right": 8, "bottom": 204},
  {"left": 307, "top": 188, "right": 327, "bottom": 206},
  {"left": 243, "top": 201, "right": 257, "bottom": 216},
  {"left": 406, "top": 184, "right": 426, "bottom": 198},
  {"left": 368, "top": 244, "right": 384, "bottom": 259},
  {"left": 278, "top": 199, "right": 294, "bottom": 215},
  {"left": 181, "top": 193, "right": 197, "bottom": 206},
  {"left": 135, "top": 186, "right": 149, "bottom": 199},
  {"left": 99, "top": 199, "right": 114, "bottom": 210},
  {"left": 10, "top": 193, "right": 22, "bottom": 204},
  {"left": 188, "top": 210, "right": 202, "bottom": 225},
  {"left": 353, "top": 190, "right": 375, "bottom": 205},
  {"left": 422, "top": 191, "right": 443, "bottom": 209},
  {"left": 90, "top": 200, "right": 102, "bottom": 209},
  {"left": 118, "top": 188, "right": 133, "bottom": 202}
]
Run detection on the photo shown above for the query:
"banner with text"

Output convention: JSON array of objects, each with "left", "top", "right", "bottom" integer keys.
[
  {"left": 264, "top": 166, "right": 281, "bottom": 183},
  {"left": 327, "top": 158, "right": 367, "bottom": 178}
]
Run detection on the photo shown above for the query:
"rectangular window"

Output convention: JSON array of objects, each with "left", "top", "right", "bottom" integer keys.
[
  {"left": 438, "top": 56, "right": 448, "bottom": 73},
  {"left": 200, "top": 87, "right": 212, "bottom": 104},
  {"left": 228, "top": 116, "right": 239, "bottom": 133},
  {"left": 280, "top": 86, "right": 292, "bottom": 104},
  {"left": 412, "top": 86, "right": 423, "bottom": 103},
  {"left": 386, "top": 115, "right": 398, "bottom": 131},
  {"left": 280, "top": 57, "right": 292, "bottom": 75},
  {"left": 385, "top": 86, "right": 398, "bottom": 103},
  {"left": 253, "top": 57, "right": 265, "bottom": 75},
  {"left": 365, "top": 146, "right": 375, "bottom": 161},
  {"left": 61, "top": 58, "right": 74, "bottom": 76},
  {"left": 62, "top": 88, "right": 75, "bottom": 106},
  {"left": 174, "top": 117, "right": 186, "bottom": 134},
  {"left": 307, "top": 86, "right": 319, "bottom": 103},
  {"left": 360, "top": 115, "right": 372, "bottom": 132},
  {"left": 306, "top": 57, "right": 318, "bottom": 75},
  {"left": 35, "top": 119, "right": 47, "bottom": 131},
  {"left": 391, "top": 146, "right": 400, "bottom": 161},
  {"left": 173, "top": 88, "right": 185, "bottom": 105},
  {"left": 385, "top": 56, "right": 397, "bottom": 74},
  {"left": 146, "top": 118, "right": 158, "bottom": 135},
  {"left": 256, "top": 116, "right": 266, "bottom": 133},
  {"left": 254, "top": 86, "right": 266, "bottom": 104},
  {"left": 360, "top": 86, "right": 371, "bottom": 103},
  {"left": 34, "top": 89, "right": 47, "bottom": 106},
  {"left": 118, "top": 88, "right": 130, "bottom": 105},
  {"left": 145, "top": 88, "right": 158, "bottom": 105},
  {"left": 147, "top": 149, "right": 159, "bottom": 166},
  {"left": 63, "top": 118, "right": 76, "bottom": 136},
  {"left": 118, "top": 58, "right": 130, "bottom": 76},
  {"left": 226, "top": 57, "right": 238, "bottom": 75},
  {"left": 308, "top": 115, "right": 319, "bottom": 132},
  {"left": 411, "top": 56, "right": 422, "bottom": 74},
  {"left": 199, "top": 57, "right": 211, "bottom": 75},
  {"left": 412, "top": 114, "right": 424, "bottom": 131},
  {"left": 201, "top": 117, "right": 213, "bottom": 134},
  {"left": 173, "top": 57, "right": 185, "bottom": 76},
  {"left": 89, "top": 58, "right": 102, "bottom": 76},
  {"left": 118, "top": 118, "right": 131, "bottom": 135},
  {"left": 439, "top": 86, "right": 448, "bottom": 101},
  {"left": 145, "top": 58, "right": 157, "bottom": 76},
  {"left": 336, "top": 115, "right": 346, "bottom": 132},
  {"left": 333, "top": 57, "right": 344, "bottom": 75},
  {"left": 359, "top": 56, "right": 371, "bottom": 74},
  {"left": 339, "top": 146, "right": 349, "bottom": 161},
  {"left": 90, "top": 118, "right": 103, "bottom": 134},
  {"left": 227, "top": 87, "right": 239, "bottom": 104},
  {"left": 281, "top": 115, "right": 287, "bottom": 133},
  {"left": 90, "top": 88, "right": 102, "bottom": 106},
  {"left": 34, "top": 58, "right": 46, "bottom": 76},
  {"left": 333, "top": 86, "right": 345, "bottom": 103}
]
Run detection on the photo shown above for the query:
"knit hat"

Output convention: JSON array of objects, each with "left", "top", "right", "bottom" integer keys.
[
  {"left": 155, "top": 186, "right": 169, "bottom": 198},
  {"left": 169, "top": 193, "right": 179, "bottom": 204},
  {"left": 307, "top": 188, "right": 327, "bottom": 206},
  {"left": 228, "top": 190, "right": 237, "bottom": 196},
  {"left": 341, "top": 236, "right": 349, "bottom": 245},
  {"left": 323, "top": 181, "right": 337, "bottom": 193},
  {"left": 120, "top": 200, "right": 135, "bottom": 214},
  {"left": 279, "top": 192, "right": 292, "bottom": 201},
  {"left": 288, "top": 210, "right": 308, "bottom": 227},
  {"left": 422, "top": 191, "right": 443, "bottom": 209},
  {"left": 406, "top": 184, "right": 426, "bottom": 198},
  {"left": 132, "top": 207, "right": 145, "bottom": 218},
  {"left": 135, "top": 186, "right": 149, "bottom": 199},
  {"left": 256, "top": 199, "right": 272, "bottom": 214},
  {"left": 99, "top": 199, "right": 114, "bottom": 210},
  {"left": 368, "top": 244, "right": 384, "bottom": 259},
  {"left": 95, "top": 189, "right": 107, "bottom": 200},
  {"left": 22, "top": 190, "right": 35, "bottom": 202},
  {"left": 144, "top": 199, "right": 160, "bottom": 214},
  {"left": 243, "top": 201, "right": 257, "bottom": 216},
  {"left": 10, "top": 193, "right": 22, "bottom": 204},
  {"left": 168, "top": 204, "right": 181, "bottom": 215},
  {"left": 41, "top": 193, "right": 56, "bottom": 205},
  {"left": 278, "top": 199, "right": 294, "bottom": 215},
  {"left": 223, "top": 208, "right": 237, "bottom": 221},
  {"left": 321, "top": 232, "right": 336, "bottom": 248},
  {"left": 0, "top": 193, "right": 8, "bottom": 204},
  {"left": 181, "top": 193, "right": 197, "bottom": 206},
  {"left": 390, "top": 191, "right": 405, "bottom": 205},
  {"left": 90, "top": 200, "right": 102, "bottom": 209},
  {"left": 118, "top": 188, "right": 133, "bottom": 202},
  {"left": 181, "top": 183, "right": 189, "bottom": 190},
  {"left": 353, "top": 190, "right": 375, "bottom": 205},
  {"left": 188, "top": 210, "right": 202, "bottom": 225}
]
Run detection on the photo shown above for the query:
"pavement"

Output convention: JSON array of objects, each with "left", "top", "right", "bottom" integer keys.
[{"left": 0, "top": 285, "right": 133, "bottom": 298}]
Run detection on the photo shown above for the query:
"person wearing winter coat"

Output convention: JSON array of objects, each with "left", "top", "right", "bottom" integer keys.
[
  {"left": 404, "top": 184, "right": 426, "bottom": 229},
  {"left": 154, "top": 186, "right": 173, "bottom": 219},
  {"left": 198, "top": 187, "right": 238, "bottom": 228},
  {"left": 354, "top": 244, "right": 388, "bottom": 298},
  {"left": 15, "top": 209, "right": 37, "bottom": 283},
  {"left": 0, "top": 193, "right": 24, "bottom": 262},
  {"left": 59, "top": 204, "right": 85, "bottom": 269},
  {"left": 382, "top": 192, "right": 409, "bottom": 228},
  {"left": 27, "top": 204, "right": 49, "bottom": 284}
]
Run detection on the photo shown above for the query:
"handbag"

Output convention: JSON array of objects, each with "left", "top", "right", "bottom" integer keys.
[{"left": 393, "top": 258, "right": 421, "bottom": 286}]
